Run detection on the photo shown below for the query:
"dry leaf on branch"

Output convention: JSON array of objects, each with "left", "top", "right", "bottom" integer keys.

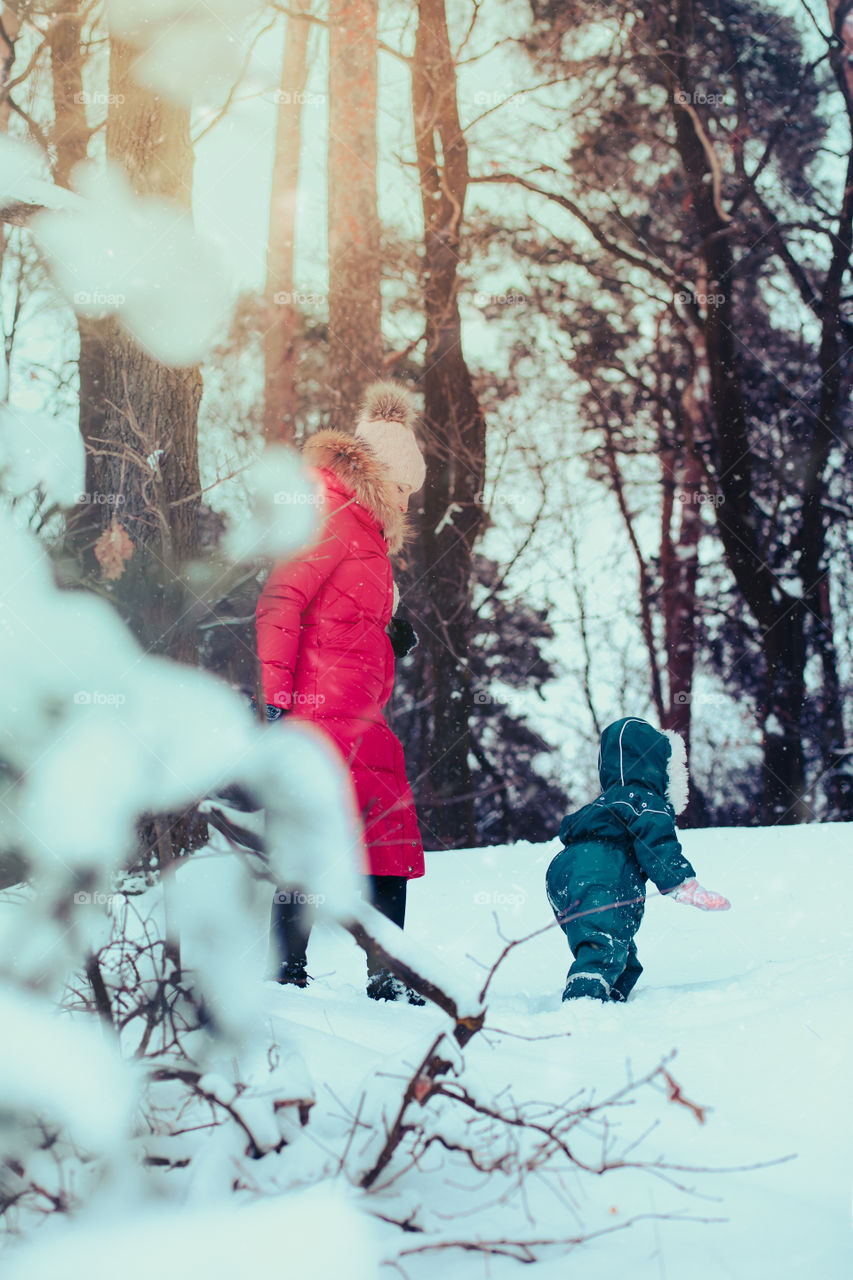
[{"left": 94, "top": 517, "right": 134, "bottom": 581}]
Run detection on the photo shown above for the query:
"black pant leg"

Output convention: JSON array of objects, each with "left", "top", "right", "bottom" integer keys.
[
  {"left": 269, "top": 888, "right": 312, "bottom": 972},
  {"left": 363, "top": 875, "right": 407, "bottom": 976},
  {"left": 367, "top": 874, "right": 407, "bottom": 930}
]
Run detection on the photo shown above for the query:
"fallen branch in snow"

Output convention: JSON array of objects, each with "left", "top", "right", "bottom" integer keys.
[
  {"left": 0, "top": 198, "right": 45, "bottom": 225},
  {"left": 476, "top": 915, "right": 560, "bottom": 1004},
  {"left": 343, "top": 913, "right": 486, "bottom": 1047},
  {"left": 358, "top": 1047, "right": 707, "bottom": 1200},
  {"left": 349, "top": 1023, "right": 799, "bottom": 1274},
  {"left": 0, "top": 179, "right": 84, "bottom": 225},
  {"left": 659, "top": 1067, "right": 707, "bottom": 1125},
  {"left": 147, "top": 1066, "right": 278, "bottom": 1159},
  {"left": 83, "top": 952, "right": 115, "bottom": 1031},
  {"left": 358, "top": 1032, "right": 458, "bottom": 1191},
  {"left": 386, "top": 1211, "right": 727, "bottom": 1268},
  {"left": 146, "top": 1064, "right": 312, "bottom": 1154},
  {"left": 204, "top": 804, "right": 265, "bottom": 852}
]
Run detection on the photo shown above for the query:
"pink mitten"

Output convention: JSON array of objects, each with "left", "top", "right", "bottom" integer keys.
[{"left": 669, "top": 877, "right": 731, "bottom": 911}]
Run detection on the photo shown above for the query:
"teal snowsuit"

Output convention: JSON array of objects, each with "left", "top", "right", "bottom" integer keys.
[{"left": 546, "top": 718, "right": 695, "bottom": 1002}]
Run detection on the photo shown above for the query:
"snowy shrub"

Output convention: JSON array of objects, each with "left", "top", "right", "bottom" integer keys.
[{"left": 0, "top": 438, "right": 376, "bottom": 1258}]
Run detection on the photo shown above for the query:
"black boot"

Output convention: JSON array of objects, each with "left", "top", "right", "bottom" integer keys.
[
  {"left": 269, "top": 889, "right": 312, "bottom": 987},
  {"left": 275, "top": 956, "right": 311, "bottom": 988},
  {"left": 366, "top": 967, "right": 425, "bottom": 1005},
  {"left": 366, "top": 967, "right": 404, "bottom": 1001},
  {"left": 364, "top": 877, "right": 424, "bottom": 1005}
]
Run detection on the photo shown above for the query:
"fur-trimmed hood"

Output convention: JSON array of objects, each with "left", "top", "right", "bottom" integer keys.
[
  {"left": 662, "top": 728, "right": 689, "bottom": 815},
  {"left": 302, "top": 428, "right": 408, "bottom": 554},
  {"left": 598, "top": 717, "right": 690, "bottom": 814}
]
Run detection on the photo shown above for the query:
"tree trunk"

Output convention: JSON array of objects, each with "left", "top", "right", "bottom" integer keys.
[
  {"left": 92, "top": 37, "right": 203, "bottom": 663},
  {"left": 101, "top": 39, "right": 207, "bottom": 884},
  {"left": 661, "top": 442, "right": 703, "bottom": 739},
  {"left": 795, "top": 2, "right": 853, "bottom": 819},
  {"left": 45, "top": 0, "right": 107, "bottom": 560},
  {"left": 0, "top": 5, "right": 20, "bottom": 276},
  {"left": 47, "top": 0, "right": 89, "bottom": 188},
  {"left": 327, "top": 0, "right": 381, "bottom": 427},
  {"left": 813, "top": 575, "right": 853, "bottom": 817},
  {"left": 263, "top": 2, "right": 311, "bottom": 445},
  {"left": 661, "top": 448, "right": 705, "bottom": 824},
  {"left": 0, "top": 6, "right": 16, "bottom": 125},
  {"left": 604, "top": 431, "right": 665, "bottom": 724},
  {"left": 412, "top": 0, "right": 486, "bottom": 848},
  {"left": 761, "top": 607, "right": 808, "bottom": 822},
  {"left": 661, "top": 291, "right": 708, "bottom": 752},
  {"left": 663, "top": 26, "right": 808, "bottom": 822}
]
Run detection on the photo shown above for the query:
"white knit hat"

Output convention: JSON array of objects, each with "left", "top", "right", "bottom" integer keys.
[{"left": 354, "top": 381, "right": 426, "bottom": 493}]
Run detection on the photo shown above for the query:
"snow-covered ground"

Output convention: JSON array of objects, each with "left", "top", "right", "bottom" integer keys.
[
  {"left": 2, "top": 820, "right": 850, "bottom": 1278},
  {"left": 257, "top": 821, "right": 852, "bottom": 1278}
]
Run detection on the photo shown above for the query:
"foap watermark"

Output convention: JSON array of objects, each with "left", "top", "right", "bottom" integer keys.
[
  {"left": 273, "top": 290, "right": 326, "bottom": 306},
  {"left": 472, "top": 291, "right": 525, "bottom": 308},
  {"left": 290, "top": 692, "right": 326, "bottom": 708},
  {"left": 675, "top": 290, "right": 725, "bottom": 308},
  {"left": 74, "top": 290, "right": 126, "bottom": 308},
  {"left": 73, "top": 91, "right": 126, "bottom": 107},
  {"left": 678, "top": 490, "right": 724, "bottom": 507},
  {"left": 273, "top": 489, "right": 324, "bottom": 506},
  {"left": 74, "top": 890, "right": 119, "bottom": 906},
  {"left": 472, "top": 688, "right": 528, "bottom": 712},
  {"left": 473, "top": 490, "right": 535, "bottom": 509},
  {"left": 273, "top": 90, "right": 325, "bottom": 107},
  {"left": 73, "top": 690, "right": 126, "bottom": 706},
  {"left": 473, "top": 887, "right": 527, "bottom": 910},
  {"left": 674, "top": 89, "right": 728, "bottom": 107},
  {"left": 473, "top": 90, "right": 524, "bottom": 109},
  {"left": 273, "top": 890, "right": 326, "bottom": 906},
  {"left": 75, "top": 491, "right": 125, "bottom": 506},
  {"left": 673, "top": 691, "right": 727, "bottom": 707}
]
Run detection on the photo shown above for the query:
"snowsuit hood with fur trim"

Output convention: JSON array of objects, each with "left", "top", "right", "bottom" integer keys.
[
  {"left": 255, "top": 430, "right": 423, "bottom": 878},
  {"left": 597, "top": 717, "right": 688, "bottom": 814}
]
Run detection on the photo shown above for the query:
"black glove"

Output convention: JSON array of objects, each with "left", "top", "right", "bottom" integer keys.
[
  {"left": 387, "top": 617, "right": 418, "bottom": 658},
  {"left": 250, "top": 696, "right": 286, "bottom": 722}
]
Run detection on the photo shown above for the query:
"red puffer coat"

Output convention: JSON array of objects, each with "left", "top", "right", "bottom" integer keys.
[{"left": 255, "top": 430, "right": 424, "bottom": 879}]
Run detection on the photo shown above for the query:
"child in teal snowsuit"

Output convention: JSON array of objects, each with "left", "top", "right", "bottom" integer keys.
[{"left": 546, "top": 717, "right": 730, "bottom": 1003}]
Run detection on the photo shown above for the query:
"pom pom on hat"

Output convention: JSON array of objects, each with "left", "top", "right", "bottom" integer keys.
[
  {"left": 355, "top": 381, "right": 426, "bottom": 493},
  {"left": 360, "top": 381, "right": 417, "bottom": 426}
]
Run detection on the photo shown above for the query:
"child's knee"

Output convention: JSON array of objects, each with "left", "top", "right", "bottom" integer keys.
[{"left": 545, "top": 856, "right": 579, "bottom": 922}]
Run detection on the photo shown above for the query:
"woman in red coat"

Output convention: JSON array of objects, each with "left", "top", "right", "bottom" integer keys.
[{"left": 256, "top": 382, "right": 426, "bottom": 1001}]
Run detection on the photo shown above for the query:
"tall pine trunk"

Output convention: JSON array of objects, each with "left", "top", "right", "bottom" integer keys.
[
  {"left": 664, "top": 23, "right": 808, "bottom": 820},
  {"left": 814, "top": 576, "right": 853, "bottom": 817},
  {"left": 327, "top": 0, "right": 381, "bottom": 426},
  {"left": 263, "top": 2, "right": 311, "bottom": 445},
  {"left": 96, "top": 36, "right": 203, "bottom": 663},
  {"left": 661, "top": 452, "right": 703, "bottom": 739},
  {"left": 46, "top": 0, "right": 107, "bottom": 561},
  {"left": 0, "top": 5, "right": 18, "bottom": 278},
  {"left": 412, "top": 0, "right": 485, "bottom": 848},
  {"left": 100, "top": 38, "right": 208, "bottom": 917}
]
